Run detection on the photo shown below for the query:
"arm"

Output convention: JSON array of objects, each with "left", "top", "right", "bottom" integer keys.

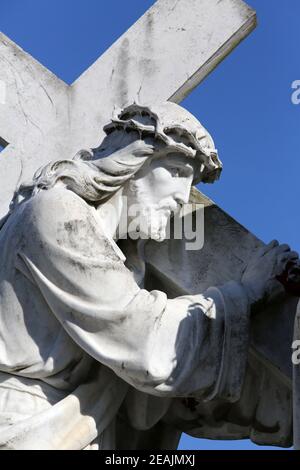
[{"left": 16, "top": 187, "right": 252, "bottom": 400}]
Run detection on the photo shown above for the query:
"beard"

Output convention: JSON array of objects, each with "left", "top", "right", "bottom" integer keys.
[
  {"left": 125, "top": 179, "right": 180, "bottom": 242},
  {"left": 127, "top": 201, "right": 180, "bottom": 242},
  {"left": 139, "top": 205, "right": 171, "bottom": 241}
]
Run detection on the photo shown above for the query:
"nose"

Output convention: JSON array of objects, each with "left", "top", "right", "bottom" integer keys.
[
  {"left": 173, "top": 178, "right": 193, "bottom": 205},
  {"left": 174, "top": 190, "right": 190, "bottom": 205}
]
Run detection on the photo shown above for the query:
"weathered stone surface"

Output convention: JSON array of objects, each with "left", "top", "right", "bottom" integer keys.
[
  {"left": 0, "top": 0, "right": 256, "bottom": 219},
  {"left": 1, "top": 102, "right": 297, "bottom": 449},
  {"left": 145, "top": 187, "right": 297, "bottom": 387},
  {"left": 3, "top": 0, "right": 298, "bottom": 451},
  {"left": 0, "top": 34, "right": 68, "bottom": 218},
  {"left": 70, "top": 0, "right": 256, "bottom": 154}
]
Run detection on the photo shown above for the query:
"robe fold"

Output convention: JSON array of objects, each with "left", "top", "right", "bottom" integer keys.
[{"left": 0, "top": 185, "right": 289, "bottom": 449}]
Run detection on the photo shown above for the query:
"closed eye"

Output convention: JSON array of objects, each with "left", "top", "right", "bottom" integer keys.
[{"left": 167, "top": 164, "right": 193, "bottom": 178}]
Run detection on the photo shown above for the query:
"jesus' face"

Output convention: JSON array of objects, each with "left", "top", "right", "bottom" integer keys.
[{"left": 124, "top": 154, "right": 196, "bottom": 242}]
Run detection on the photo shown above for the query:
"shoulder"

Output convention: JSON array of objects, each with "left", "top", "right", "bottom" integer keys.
[
  {"left": 25, "top": 185, "right": 90, "bottom": 223},
  {"left": 23, "top": 186, "right": 101, "bottom": 243},
  {"left": 22, "top": 186, "right": 122, "bottom": 261}
]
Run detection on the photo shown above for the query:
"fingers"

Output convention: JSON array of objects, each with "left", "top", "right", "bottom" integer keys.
[
  {"left": 278, "top": 251, "right": 299, "bottom": 262},
  {"left": 264, "top": 241, "right": 299, "bottom": 258},
  {"left": 276, "top": 244, "right": 292, "bottom": 254},
  {"left": 287, "top": 251, "right": 299, "bottom": 260},
  {"left": 275, "top": 252, "right": 299, "bottom": 278},
  {"left": 260, "top": 240, "right": 279, "bottom": 256},
  {"left": 288, "top": 264, "right": 300, "bottom": 283}
]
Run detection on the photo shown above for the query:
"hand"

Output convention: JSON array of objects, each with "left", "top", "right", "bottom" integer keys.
[
  {"left": 277, "top": 260, "right": 300, "bottom": 296},
  {"left": 241, "top": 240, "right": 299, "bottom": 310}
]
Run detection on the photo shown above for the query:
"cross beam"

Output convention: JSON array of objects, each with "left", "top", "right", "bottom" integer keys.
[
  {"left": 145, "top": 188, "right": 297, "bottom": 388},
  {"left": 0, "top": 0, "right": 256, "bottom": 218}
]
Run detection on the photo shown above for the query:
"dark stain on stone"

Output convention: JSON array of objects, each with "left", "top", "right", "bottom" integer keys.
[
  {"left": 110, "top": 67, "right": 115, "bottom": 82},
  {"left": 64, "top": 221, "right": 76, "bottom": 234},
  {"left": 136, "top": 10, "right": 156, "bottom": 99},
  {"left": 115, "top": 38, "right": 130, "bottom": 106}
]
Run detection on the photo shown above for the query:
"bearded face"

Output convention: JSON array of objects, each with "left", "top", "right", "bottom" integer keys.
[{"left": 123, "top": 154, "right": 195, "bottom": 242}]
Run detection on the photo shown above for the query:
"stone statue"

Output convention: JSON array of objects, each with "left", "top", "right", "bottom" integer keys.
[{"left": 0, "top": 102, "right": 298, "bottom": 450}]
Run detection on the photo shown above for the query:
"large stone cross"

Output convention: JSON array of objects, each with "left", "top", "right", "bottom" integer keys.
[
  {"left": 0, "top": 0, "right": 256, "bottom": 218},
  {"left": 0, "top": 0, "right": 297, "bottom": 430}
]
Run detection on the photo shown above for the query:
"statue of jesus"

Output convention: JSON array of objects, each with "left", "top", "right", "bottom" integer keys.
[{"left": 0, "top": 102, "right": 297, "bottom": 449}]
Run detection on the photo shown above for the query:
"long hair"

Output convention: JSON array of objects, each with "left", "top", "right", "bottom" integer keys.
[{"left": 3, "top": 102, "right": 222, "bottom": 227}]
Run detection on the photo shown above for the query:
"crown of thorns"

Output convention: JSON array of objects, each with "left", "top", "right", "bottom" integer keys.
[{"left": 103, "top": 104, "right": 223, "bottom": 184}]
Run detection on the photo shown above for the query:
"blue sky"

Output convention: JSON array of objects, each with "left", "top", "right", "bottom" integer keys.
[{"left": 0, "top": 0, "right": 299, "bottom": 451}]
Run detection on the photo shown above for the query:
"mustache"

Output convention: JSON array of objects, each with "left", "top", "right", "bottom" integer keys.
[{"left": 157, "top": 200, "right": 181, "bottom": 212}]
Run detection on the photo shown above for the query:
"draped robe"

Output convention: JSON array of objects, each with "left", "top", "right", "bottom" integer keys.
[{"left": 0, "top": 185, "right": 293, "bottom": 449}]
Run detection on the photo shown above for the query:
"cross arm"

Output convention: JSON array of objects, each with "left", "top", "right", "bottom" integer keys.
[
  {"left": 0, "top": 32, "right": 69, "bottom": 218},
  {"left": 69, "top": 0, "right": 256, "bottom": 154}
]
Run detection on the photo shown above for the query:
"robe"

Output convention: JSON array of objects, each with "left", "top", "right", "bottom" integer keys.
[
  {"left": 0, "top": 185, "right": 291, "bottom": 449},
  {"left": 294, "top": 303, "right": 300, "bottom": 449}
]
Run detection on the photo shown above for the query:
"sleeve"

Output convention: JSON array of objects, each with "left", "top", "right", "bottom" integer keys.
[{"left": 16, "top": 187, "right": 251, "bottom": 401}]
